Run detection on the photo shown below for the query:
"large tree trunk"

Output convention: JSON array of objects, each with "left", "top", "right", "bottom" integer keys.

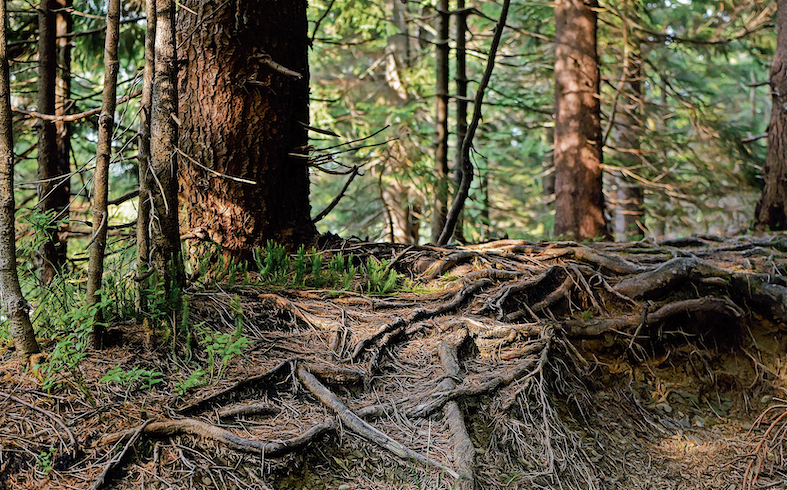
[
  {"left": 177, "top": 0, "right": 316, "bottom": 255},
  {"left": 431, "top": 0, "right": 450, "bottom": 243},
  {"left": 0, "top": 0, "right": 39, "bottom": 365},
  {"left": 553, "top": 0, "right": 609, "bottom": 240},
  {"left": 755, "top": 0, "right": 787, "bottom": 231},
  {"left": 36, "top": 0, "right": 67, "bottom": 283}
]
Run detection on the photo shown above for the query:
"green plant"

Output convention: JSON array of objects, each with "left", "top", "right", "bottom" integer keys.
[
  {"left": 197, "top": 296, "right": 252, "bottom": 381},
  {"left": 100, "top": 365, "right": 164, "bottom": 396},
  {"left": 174, "top": 368, "right": 208, "bottom": 396},
  {"left": 36, "top": 447, "right": 55, "bottom": 477},
  {"left": 362, "top": 257, "right": 399, "bottom": 295}
]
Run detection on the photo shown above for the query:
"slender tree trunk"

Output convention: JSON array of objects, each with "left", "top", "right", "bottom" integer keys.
[
  {"left": 553, "top": 0, "right": 609, "bottom": 240},
  {"left": 755, "top": 0, "right": 787, "bottom": 230},
  {"left": 613, "top": 47, "right": 644, "bottom": 240},
  {"left": 148, "top": 0, "right": 183, "bottom": 294},
  {"left": 53, "top": 0, "right": 72, "bottom": 262},
  {"left": 431, "top": 0, "right": 450, "bottom": 243},
  {"left": 86, "top": 0, "right": 120, "bottom": 348},
  {"left": 178, "top": 0, "right": 316, "bottom": 255},
  {"left": 453, "top": 0, "right": 468, "bottom": 243},
  {"left": 0, "top": 0, "right": 39, "bottom": 365},
  {"left": 36, "top": 0, "right": 65, "bottom": 283},
  {"left": 135, "top": 0, "right": 155, "bottom": 311}
]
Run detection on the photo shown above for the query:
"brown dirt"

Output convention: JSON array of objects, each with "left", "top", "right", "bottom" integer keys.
[{"left": 2, "top": 236, "right": 787, "bottom": 490}]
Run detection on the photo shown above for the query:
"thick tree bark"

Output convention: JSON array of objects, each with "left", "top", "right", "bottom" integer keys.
[
  {"left": 148, "top": 0, "right": 183, "bottom": 295},
  {"left": 553, "top": 0, "right": 609, "bottom": 240},
  {"left": 0, "top": 0, "right": 39, "bottom": 364},
  {"left": 755, "top": 0, "right": 787, "bottom": 230},
  {"left": 36, "top": 0, "right": 67, "bottom": 283},
  {"left": 177, "top": 0, "right": 316, "bottom": 255},
  {"left": 431, "top": 0, "right": 450, "bottom": 243},
  {"left": 86, "top": 0, "right": 120, "bottom": 348}
]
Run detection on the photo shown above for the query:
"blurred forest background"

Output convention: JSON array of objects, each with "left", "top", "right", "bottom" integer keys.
[{"left": 6, "top": 0, "right": 774, "bottom": 263}]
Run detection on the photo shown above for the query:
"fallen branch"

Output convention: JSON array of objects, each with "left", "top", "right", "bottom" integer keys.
[{"left": 297, "top": 365, "right": 459, "bottom": 479}]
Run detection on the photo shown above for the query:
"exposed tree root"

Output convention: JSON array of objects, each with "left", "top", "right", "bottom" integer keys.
[
  {"left": 437, "top": 330, "right": 476, "bottom": 490},
  {"left": 296, "top": 365, "right": 460, "bottom": 479},
  {"left": 7, "top": 236, "right": 787, "bottom": 490},
  {"left": 96, "top": 417, "right": 335, "bottom": 458}
]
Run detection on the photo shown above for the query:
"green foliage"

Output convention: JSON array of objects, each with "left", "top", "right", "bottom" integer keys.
[
  {"left": 36, "top": 447, "right": 55, "bottom": 477},
  {"left": 197, "top": 295, "right": 252, "bottom": 381},
  {"left": 101, "top": 365, "right": 164, "bottom": 394},
  {"left": 174, "top": 368, "right": 208, "bottom": 397},
  {"left": 361, "top": 257, "right": 399, "bottom": 295}
]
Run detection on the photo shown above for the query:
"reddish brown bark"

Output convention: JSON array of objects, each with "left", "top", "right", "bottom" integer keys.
[
  {"left": 755, "top": 0, "right": 787, "bottom": 231},
  {"left": 553, "top": 0, "right": 609, "bottom": 240},
  {"left": 177, "top": 0, "right": 315, "bottom": 255}
]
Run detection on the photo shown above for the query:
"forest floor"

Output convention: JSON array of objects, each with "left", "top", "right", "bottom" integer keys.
[{"left": 3, "top": 235, "right": 787, "bottom": 489}]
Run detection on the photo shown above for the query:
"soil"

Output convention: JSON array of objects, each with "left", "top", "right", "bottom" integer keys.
[{"left": 2, "top": 236, "right": 787, "bottom": 490}]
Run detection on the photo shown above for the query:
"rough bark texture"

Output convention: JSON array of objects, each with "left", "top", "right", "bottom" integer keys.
[
  {"left": 148, "top": 0, "right": 183, "bottom": 293},
  {"left": 0, "top": 0, "right": 39, "bottom": 364},
  {"left": 36, "top": 0, "right": 66, "bottom": 283},
  {"left": 553, "top": 0, "right": 609, "bottom": 240},
  {"left": 431, "top": 0, "right": 450, "bottom": 243},
  {"left": 755, "top": 0, "right": 787, "bottom": 231},
  {"left": 177, "top": 0, "right": 316, "bottom": 255},
  {"left": 86, "top": 0, "right": 120, "bottom": 348}
]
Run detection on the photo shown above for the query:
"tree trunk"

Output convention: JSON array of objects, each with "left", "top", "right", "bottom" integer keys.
[
  {"left": 755, "top": 0, "right": 787, "bottom": 231},
  {"left": 135, "top": 0, "right": 155, "bottom": 311},
  {"left": 613, "top": 45, "right": 644, "bottom": 240},
  {"left": 53, "top": 0, "right": 71, "bottom": 264},
  {"left": 36, "top": 0, "right": 66, "bottom": 283},
  {"left": 0, "top": 0, "right": 39, "bottom": 365},
  {"left": 553, "top": 0, "right": 609, "bottom": 240},
  {"left": 177, "top": 0, "right": 316, "bottom": 255},
  {"left": 86, "top": 0, "right": 120, "bottom": 348},
  {"left": 147, "top": 0, "right": 183, "bottom": 296},
  {"left": 431, "top": 0, "right": 450, "bottom": 243},
  {"left": 453, "top": 0, "right": 468, "bottom": 243}
]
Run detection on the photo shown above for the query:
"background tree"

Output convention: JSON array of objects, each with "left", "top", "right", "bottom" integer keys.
[
  {"left": 553, "top": 0, "right": 608, "bottom": 240},
  {"left": 0, "top": 0, "right": 38, "bottom": 365},
  {"left": 85, "top": 0, "right": 120, "bottom": 348},
  {"left": 146, "top": 0, "right": 183, "bottom": 296},
  {"left": 177, "top": 0, "right": 316, "bottom": 256},
  {"left": 756, "top": 0, "right": 787, "bottom": 230},
  {"left": 35, "top": 0, "right": 66, "bottom": 283},
  {"left": 431, "top": 0, "right": 450, "bottom": 243}
]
